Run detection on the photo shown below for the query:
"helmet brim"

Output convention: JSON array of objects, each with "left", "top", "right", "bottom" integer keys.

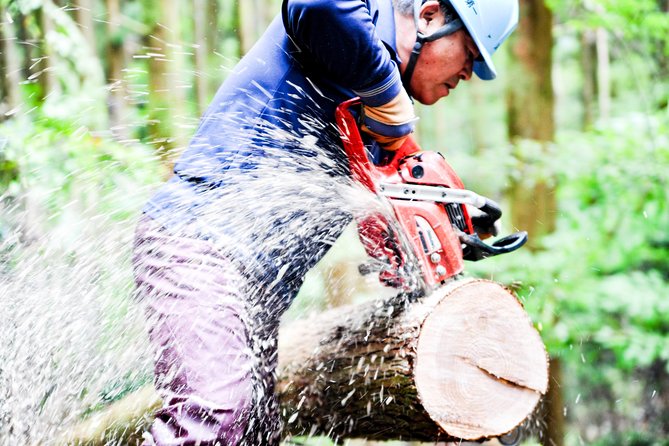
[{"left": 473, "top": 56, "right": 496, "bottom": 81}]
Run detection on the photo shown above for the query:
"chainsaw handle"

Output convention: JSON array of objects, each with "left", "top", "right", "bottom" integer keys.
[{"left": 460, "top": 231, "right": 528, "bottom": 261}]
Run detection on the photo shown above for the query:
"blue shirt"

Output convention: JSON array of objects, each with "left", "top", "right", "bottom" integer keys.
[{"left": 145, "top": 0, "right": 402, "bottom": 299}]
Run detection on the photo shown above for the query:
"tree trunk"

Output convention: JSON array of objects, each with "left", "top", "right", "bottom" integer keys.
[
  {"left": 63, "top": 279, "right": 548, "bottom": 445},
  {"left": 505, "top": 0, "right": 562, "bottom": 444},
  {"left": 105, "top": 0, "right": 129, "bottom": 138},
  {"left": 279, "top": 279, "right": 548, "bottom": 442},
  {"left": 595, "top": 27, "right": 610, "bottom": 121},
  {"left": 506, "top": 0, "right": 556, "bottom": 244},
  {"left": 0, "top": 10, "right": 22, "bottom": 112},
  {"left": 236, "top": 0, "right": 253, "bottom": 56},
  {"left": 143, "top": 0, "right": 189, "bottom": 174},
  {"left": 36, "top": 6, "right": 59, "bottom": 100},
  {"left": 75, "top": 0, "right": 97, "bottom": 52},
  {"left": 580, "top": 30, "right": 597, "bottom": 129},
  {"left": 193, "top": 0, "right": 209, "bottom": 114},
  {"left": 542, "top": 358, "right": 565, "bottom": 446}
]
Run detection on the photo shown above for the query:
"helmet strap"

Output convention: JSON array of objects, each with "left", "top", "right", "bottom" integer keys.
[{"left": 401, "top": 0, "right": 463, "bottom": 94}]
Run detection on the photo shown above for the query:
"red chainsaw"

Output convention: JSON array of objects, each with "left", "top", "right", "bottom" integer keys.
[{"left": 336, "top": 98, "right": 528, "bottom": 294}]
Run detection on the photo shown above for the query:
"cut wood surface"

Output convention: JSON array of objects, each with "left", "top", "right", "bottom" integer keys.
[
  {"left": 63, "top": 278, "right": 548, "bottom": 444},
  {"left": 279, "top": 278, "right": 548, "bottom": 442}
]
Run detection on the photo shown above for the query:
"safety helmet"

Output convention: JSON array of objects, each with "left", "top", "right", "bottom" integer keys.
[
  {"left": 402, "top": 0, "right": 519, "bottom": 90},
  {"left": 445, "top": 0, "right": 519, "bottom": 80}
]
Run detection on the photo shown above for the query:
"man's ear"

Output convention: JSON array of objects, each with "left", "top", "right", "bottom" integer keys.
[{"left": 419, "top": 1, "right": 443, "bottom": 28}]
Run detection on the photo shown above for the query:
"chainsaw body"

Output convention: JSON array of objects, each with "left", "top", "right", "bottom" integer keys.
[{"left": 336, "top": 98, "right": 527, "bottom": 291}]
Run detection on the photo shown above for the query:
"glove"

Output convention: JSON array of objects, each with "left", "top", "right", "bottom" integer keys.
[
  {"left": 360, "top": 88, "right": 417, "bottom": 152},
  {"left": 357, "top": 213, "right": 405, "bottom": 288},
  {"left": 467, "top": 205, "right": 500, "bottom": 240}
]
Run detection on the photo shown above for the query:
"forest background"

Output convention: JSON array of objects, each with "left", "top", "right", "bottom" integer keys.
[{"left": 0, "top": 0, "right": 668, "bottom": 445}]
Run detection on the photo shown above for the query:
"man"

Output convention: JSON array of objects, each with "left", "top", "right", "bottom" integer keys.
[{"left": 132, "top": 0, "right": 518, "bottom": 445}]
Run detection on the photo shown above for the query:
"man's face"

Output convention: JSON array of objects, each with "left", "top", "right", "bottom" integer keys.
[{"left": 408, "top": 21, "right": 480, "bottom": 105}]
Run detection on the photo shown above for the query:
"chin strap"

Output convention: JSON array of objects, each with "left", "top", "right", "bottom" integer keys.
[{"left": 402, "top": 0, "right": 464, "bottom": 94}]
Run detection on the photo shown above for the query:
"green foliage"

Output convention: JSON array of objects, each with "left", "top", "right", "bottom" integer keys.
[
  {"left": 473, "top": 113, "right": 669, "bottom": 365},
  {"left": 0, "top": 116, "right": 162, "bottom": 239},
  {"left": 592, "top": 431, "right": 669, "bottom": 446},
  {"left": 465, "top": 111, "right": 669, "bottom": 442}
]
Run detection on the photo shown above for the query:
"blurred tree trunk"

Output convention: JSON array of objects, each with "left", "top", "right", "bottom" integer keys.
[
  {"left": 595, "top": 27, "right": 610, "bottom": 121},
  {"left": 36, "top": 6, "right": 59, "bottom": 100},
  {"left": 0, "top": 10, "right": 22, "bottom": 111},
  {"left": 236, "top": 0, "right": 252, "bottom": 56},
  {"left": 105, "top": 0, "right": 129, "bottom": 138},
  {"left": 144, "top": 0, "right": 189, "bottom": 174},
  {"left": 238, "top": 0, "right": 272, "bottom": 55},
  {"left": 238, "top": 0, "right": 257, "bottom": 55},
  {"left": 643, "top": 359, "right": 669, "bottom": 437},
  {"left": 659, "top": 0, "right": 669, "bottom": 79},
  {"left": 75, "top": 0, "right": 97, "bottom": 50},
  {"left": 506, "top": 0, "right": 556, "bottom": 243},
  {"left": 505, "top": 0, "right": 562, "bottom": 445},
  {"left": 580, "top": 30, "right": 597, "bottom": 129},
  {"left": 544, "top": 358, "right": 565, "bottom": 446},
  {"left": 193, "top": 0, "right": 210, "bottom": 114}
]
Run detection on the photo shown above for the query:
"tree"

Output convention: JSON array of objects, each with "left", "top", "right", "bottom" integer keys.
[
  {"left": 142, "top": 0, "right": 190, "bottom": 172},
  {"left": 0, "top": 5, "right": 22, "bottom": 112},
  {"left": 505, "top": 0, "right": 562, "bottom": 444},
  {"left": 105, "top": 0, "right": 129, "bottom": 136}
]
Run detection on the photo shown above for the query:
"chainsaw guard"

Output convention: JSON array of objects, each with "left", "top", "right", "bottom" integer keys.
[{"left": 460, "top": 230, "right": 528, "bottom": 261}]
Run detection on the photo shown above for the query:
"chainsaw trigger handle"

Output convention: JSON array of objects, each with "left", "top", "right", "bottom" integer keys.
[{"left": 460, "top": 230, "right": 528, "bottom": 261}]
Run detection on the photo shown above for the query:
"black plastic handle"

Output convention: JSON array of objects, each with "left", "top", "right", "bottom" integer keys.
[{"left": 460, "top": 231, "right": 528, "bottom": 261}]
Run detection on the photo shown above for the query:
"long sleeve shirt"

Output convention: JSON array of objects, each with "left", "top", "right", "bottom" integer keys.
[{"left": 145, "top": 0, "right": 402, "bottom": 300}]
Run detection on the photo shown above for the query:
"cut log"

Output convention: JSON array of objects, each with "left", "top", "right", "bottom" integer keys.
[
  {"left": 63, "top": 278, "right": 548, "bottom": 444},
  {"left": 278, "top": 278, "right": 548, "bottom": 442}
]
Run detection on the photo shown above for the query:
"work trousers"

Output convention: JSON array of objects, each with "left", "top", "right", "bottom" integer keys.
[{"left": 132, "top": 215, "right": 284, "bottom": 446}]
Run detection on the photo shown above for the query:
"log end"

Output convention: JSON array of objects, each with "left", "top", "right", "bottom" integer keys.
[{"left": 414, "top": 279, "right": 548, "bottom": 440}]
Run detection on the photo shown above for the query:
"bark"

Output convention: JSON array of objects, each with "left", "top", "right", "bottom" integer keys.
[{"left": 63, "top": 279, "right": 548, "bottom": 444}]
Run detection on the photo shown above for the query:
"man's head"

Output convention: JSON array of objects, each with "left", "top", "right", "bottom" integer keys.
[{"left": 393, "top": 0, "right": 519, "bottom": 105}]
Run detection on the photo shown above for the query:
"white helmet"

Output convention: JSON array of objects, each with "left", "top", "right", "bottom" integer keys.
[{"left": 446, "top": 0, "right": 519, "bottom": 80}]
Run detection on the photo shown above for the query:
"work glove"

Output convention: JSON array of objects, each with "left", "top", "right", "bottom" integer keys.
[
  {"left": 356, "top": 213, "right": 405, "bottom": 288},
  {"left": 467, "top": 204, "right": 500, "bottom": 240},
  {"left": 360, "top": 87, "right": 417, "bottom": 152}
]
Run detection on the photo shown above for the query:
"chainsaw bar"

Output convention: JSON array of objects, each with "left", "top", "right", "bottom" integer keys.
[{"left": 378, "top": 183, "right": 487, "bottom": 208}]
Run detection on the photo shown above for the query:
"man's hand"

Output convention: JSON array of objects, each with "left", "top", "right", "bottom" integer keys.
[
  {"left": 361, "top": 88, "right": 417, "bottom": 152},
  {"left": 467, "top": 204, "right": 501, "bottom": 240}
]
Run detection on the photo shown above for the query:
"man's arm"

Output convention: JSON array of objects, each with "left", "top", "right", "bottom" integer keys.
[{"left": 285, "top": 0, "right": 415, "bottom": 150}]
